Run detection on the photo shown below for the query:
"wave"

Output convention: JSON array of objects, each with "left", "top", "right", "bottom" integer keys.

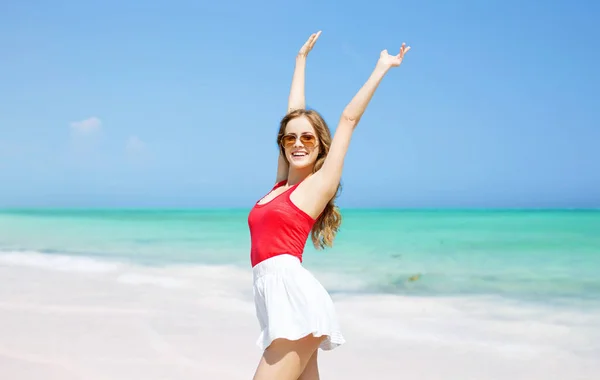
[{"left": 0, "top": 250, "right": 123, "bottom": 273}]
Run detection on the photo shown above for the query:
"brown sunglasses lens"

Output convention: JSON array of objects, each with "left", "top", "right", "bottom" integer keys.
[
  {"left": 281, "top": 135, "right": 296, "bottom": 147},
  {"left": 281, "top": 134, "right": 316, "bottom": 147}
]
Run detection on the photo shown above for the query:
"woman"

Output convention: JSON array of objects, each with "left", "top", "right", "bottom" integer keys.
[{"left": 248, "top": 31, "right": 411, "bottom": 379}]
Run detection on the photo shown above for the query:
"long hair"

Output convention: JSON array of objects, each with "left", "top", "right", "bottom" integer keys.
[{"left": 277, "top": 109, "right": 342, "bottom": 250}]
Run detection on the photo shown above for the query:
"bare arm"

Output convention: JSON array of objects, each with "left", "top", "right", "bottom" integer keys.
[
  {"left": 276, "top": 31, "right": 322, "bottom": 183},
  {"left": 314, "top": 43, "right": 411, "bottom": 197},
  {"left": 288, "top": 31, "right": 321, "bottom": 112},
  {"left": 287, "top": 56, "right": 307, "bottom": 112}
]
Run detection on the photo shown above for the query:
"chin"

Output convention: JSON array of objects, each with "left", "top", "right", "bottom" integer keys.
[{"left": 288, "top": 156, "right": 315, "bottom": 170}]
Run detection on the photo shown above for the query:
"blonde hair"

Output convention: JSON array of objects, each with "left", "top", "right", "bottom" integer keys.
[{"left": 277, "top": 109, "right": 342, "bottom": 250}]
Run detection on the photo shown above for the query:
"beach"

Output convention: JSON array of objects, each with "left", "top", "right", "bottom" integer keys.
[
  {"left": 1, "top": 254, "right": 599, "bottom": 380},
  {"left": 1, "top": 209, "right": 599, "bottom": 379},
  {"left": 2, "top": 0, "right": 598, "bottom": 376}
]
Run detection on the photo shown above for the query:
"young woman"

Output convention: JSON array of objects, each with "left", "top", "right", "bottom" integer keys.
[{"left": 248, "top": 31, "right": 411, "bottom": 380}]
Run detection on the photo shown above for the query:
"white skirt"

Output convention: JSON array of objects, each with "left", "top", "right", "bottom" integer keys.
[{"left": 252, "top": 254, "right": 346, "bottom": 351}]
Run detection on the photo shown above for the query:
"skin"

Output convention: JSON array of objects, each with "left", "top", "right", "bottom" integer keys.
[
  {"left": 275, "top": 31, "right": 321, "bottom": 184},
  {"left": 253, "top": 31, "right": 411, "bottom": 380}
]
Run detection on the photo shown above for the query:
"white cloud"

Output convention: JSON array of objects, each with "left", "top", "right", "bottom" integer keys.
[
  {"left": 126, "top": 135, "right": 146, "bottom": 154},
  {"left": 70, "top": 117, "right": 102, "bottom": 134},
  {"left": 68, "top": 117, "right": 103, "bottom": 155}
]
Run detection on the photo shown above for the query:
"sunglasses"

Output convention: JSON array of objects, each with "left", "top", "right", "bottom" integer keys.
[{"left": 280, "top": 133, "right": 317, "bottom": 148}]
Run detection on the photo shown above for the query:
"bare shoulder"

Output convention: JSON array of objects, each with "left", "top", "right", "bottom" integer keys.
[{"left": 288, "top": 172, "right": 335, "bottom": 220}]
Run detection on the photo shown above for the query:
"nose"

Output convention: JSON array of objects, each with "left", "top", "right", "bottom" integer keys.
[{"left": 292, "top": 136, "right": 304, "bottom": 148}]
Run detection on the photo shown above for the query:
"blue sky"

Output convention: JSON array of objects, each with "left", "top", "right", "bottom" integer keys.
[{"left": 1, "top": 0, "right": 598, "bottom": 208}]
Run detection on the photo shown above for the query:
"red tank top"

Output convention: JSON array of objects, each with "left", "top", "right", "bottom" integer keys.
[{"left": 248, "top": 180, "right": 316, "bottom": 267}]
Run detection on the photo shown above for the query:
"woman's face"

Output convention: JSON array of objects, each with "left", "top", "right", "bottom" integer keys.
[{"left": 281, "top": 116, "right": 320, "bottom": 170}]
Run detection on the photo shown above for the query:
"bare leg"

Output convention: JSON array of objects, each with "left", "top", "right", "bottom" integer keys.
[
  {"left": 298, "top": 349, "right": 320, "bottom": 380},
  {"left": 253, "top": 335, "right": 324, "bottom": 380}
]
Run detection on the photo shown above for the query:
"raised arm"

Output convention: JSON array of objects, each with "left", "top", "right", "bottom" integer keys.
[
  {"left": 315, "top": 43, "right": 411, "bottom": 196},
  {"left": 288, "top": 31, "right": 321, "bottom": 112},
  {"left": 276, "top": 31, "right": 322, "bottom": 183}
]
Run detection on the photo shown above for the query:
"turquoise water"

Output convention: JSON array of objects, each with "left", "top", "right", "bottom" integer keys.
[{"left": 1, "top": 209, "right": 599, "bottom": 308}]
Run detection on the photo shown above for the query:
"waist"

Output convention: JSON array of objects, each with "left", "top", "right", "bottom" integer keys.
[{"left": 252, "top": 254, "right": 302, "bottom": 280}]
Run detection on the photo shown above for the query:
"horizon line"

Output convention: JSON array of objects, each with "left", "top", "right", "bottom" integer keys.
[{"left": 1, "top": 206, "right": 599, "bottom": 212}]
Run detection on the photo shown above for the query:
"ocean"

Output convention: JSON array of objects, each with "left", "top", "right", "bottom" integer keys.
[{"left": 1, "top": 208, "right": 599, "bottom": 308}]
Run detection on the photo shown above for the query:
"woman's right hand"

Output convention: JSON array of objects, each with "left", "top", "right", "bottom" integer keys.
[{"left": 298, "top": 31, "right": 322, "bottom": 58}]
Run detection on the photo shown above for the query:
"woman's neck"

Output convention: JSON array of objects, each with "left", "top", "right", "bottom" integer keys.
[{"left": 287, "top": 166, "right": 313, "bottom": 186}]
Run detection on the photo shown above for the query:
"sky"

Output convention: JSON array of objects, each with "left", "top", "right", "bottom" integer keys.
[{"left": 1, "top": 0, "right": 598, "bottom": 209}]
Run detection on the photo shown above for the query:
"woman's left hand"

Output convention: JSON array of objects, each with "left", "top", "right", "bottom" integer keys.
[{"left": 377, "top": 42, "right": 411, "bottom": 69}]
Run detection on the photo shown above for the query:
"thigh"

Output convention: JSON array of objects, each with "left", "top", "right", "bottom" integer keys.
[
  {"left": 252, "top": 335, "right": 324, "bottom": 380},
  {"left": 298, "top": 349, "right": 320, "bottom": 380}
]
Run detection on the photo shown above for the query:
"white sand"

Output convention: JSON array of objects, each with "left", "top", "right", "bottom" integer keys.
[{"left": 0, "top": 256, "right": 598, "bottom": 380}]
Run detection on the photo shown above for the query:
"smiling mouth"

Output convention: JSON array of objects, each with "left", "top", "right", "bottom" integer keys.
[{"left": 291, "top": 151, "right": 307, "bottom": 158}]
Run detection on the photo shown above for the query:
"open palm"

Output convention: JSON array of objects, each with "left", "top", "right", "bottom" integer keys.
[
  {"left": 298, "top": 31, "right": 322, "bottom": 57},
  {"left": 378, "top": 42, "right": 411, "bottom": 68}
]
